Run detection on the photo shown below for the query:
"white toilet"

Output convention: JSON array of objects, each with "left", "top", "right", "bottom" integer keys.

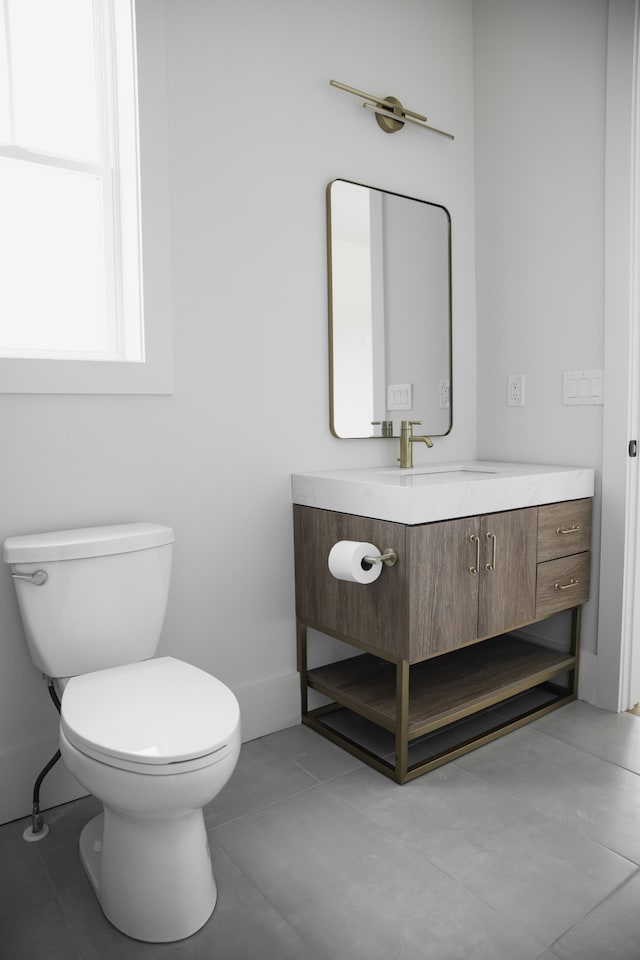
[{"left": 4, "top": 522, "right": 241, "bottom": 943}]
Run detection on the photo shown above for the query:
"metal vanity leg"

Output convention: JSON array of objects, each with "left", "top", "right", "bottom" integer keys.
[
  {"left": 395, "top": 660, "right": 410, "bottom": 783},
  {"left": 570, "top": 605, "right": 581, "bottom": 696},
  {"left": 297, "top": 620, "right": 308, "bottom": 717}
]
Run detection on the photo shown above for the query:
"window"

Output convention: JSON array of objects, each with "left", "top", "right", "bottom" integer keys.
[{"left": 0, "top": 0, "right": 173, "bottom": 393}]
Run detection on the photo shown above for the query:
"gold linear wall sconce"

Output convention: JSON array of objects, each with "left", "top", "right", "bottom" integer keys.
[{"left": 330, "top": 79, "right": 454, "bottom": 140}]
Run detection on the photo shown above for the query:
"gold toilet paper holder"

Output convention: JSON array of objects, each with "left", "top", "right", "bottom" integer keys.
[{"left": 363, "top": 547, "right": 398, "bottom": 567}]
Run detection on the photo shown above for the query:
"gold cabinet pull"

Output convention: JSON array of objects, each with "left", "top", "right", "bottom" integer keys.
[
  {"left": 554, "top": 578, "right": 580, "bottom": 591},
  {"left": 485, "top": 531, "right": 497, "bottom": 571},
  {"left": 469, "top": 534, "right": 480, "bottom": 574},
  {"left": 556, "top": 524, "right": 581, "bottom": 535}
]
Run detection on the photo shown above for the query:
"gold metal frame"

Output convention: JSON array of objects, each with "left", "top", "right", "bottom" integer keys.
[
  {"left": 326, "top": 178, "right": 454, "bottom": 441},
  {"left": 297, "top": 608, "right": 581, "bottom": 785}
]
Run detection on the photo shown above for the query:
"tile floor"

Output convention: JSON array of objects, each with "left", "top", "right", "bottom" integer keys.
[{"left": 1, "top": 699, "right": 639, "bottom": 959}]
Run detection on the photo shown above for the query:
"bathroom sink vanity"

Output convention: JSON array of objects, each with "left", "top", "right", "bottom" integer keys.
[{"left": 292, "top": 462, "right": 594, "bottom": 783}]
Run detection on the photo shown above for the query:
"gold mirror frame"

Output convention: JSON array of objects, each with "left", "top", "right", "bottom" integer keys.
[{"left": 327, "top": 179, "right": 453, "bottom": 440}]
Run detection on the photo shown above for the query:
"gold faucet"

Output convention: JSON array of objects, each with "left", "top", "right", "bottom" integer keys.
[{"left": 399, "top": 420, "right": 433, "bottom": 468}]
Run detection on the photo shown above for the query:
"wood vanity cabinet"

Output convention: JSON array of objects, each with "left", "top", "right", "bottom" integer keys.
[{"left": 293, "top": 498, "right": 592, "bottom": 783}]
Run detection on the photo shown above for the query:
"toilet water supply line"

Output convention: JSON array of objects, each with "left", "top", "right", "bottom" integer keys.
[{"left": 24, "top": 679, "right": 62, "bottom": 842}]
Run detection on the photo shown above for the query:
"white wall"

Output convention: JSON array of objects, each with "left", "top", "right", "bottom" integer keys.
[
  {"left": 0, "top": 0, "right": 477, "bottom": 824},
  {"left": 473, "top": 0, "right": 609, "bottom": 663}
]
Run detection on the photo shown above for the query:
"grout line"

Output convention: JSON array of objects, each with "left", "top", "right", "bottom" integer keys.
[
  {"left": 207, "top": 836, "right": 326, "bottom": 960},
  {"left": 35, "top": 841, "right": 86, "bottom": 960},
  {"left": 546, "top": 866, "right": 640, "bottom": 953},
  {"left": 528, "top": 721, "right": 640, "bottom": 778},
  {"left": 205, "top": 778, "right": 325, "bottom": 833}
]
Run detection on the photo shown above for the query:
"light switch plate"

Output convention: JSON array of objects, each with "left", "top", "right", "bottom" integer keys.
[
  {"left": 387, "top": 383, "right": 412, "bottom": 411},
  {"left": 563, "top": 369, "right": 604, "bottom": 405}
]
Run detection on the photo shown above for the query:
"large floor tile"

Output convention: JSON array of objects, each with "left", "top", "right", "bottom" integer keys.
[
  {"left": 205, "top": 841, "right": 323, "bottom": 960},
  {"left": 56, "top": 873, "right": 186, "bottom": 960},
  {"left": 263, "top": 723, "right": 363, "bottom": 781},
  {"left": 2, "top": 696, "right": 639, "bottom": 959},
  {"left": 0, "top": 898, "right": 78, "bottom": 960},
  {"left": 326, "top": 761, "right": 635, "bottom": 947},
  {"left": 455, "top": 725, "right": 640, "bottom": 864},
  {"left": 548, "top": 870, "right": 640, "bottom": 959},
  {"left": 0, "top": 815, "right": 56, "bottom": 921},
  {"left": 532, "top": 700, "right": 640, "bottom": 774},
  {"left": 203, "top": 737, "right": 319, "bottom": 829},
  {"left": 56, "top": 843, "right": 320, "bottom": 960},
  {"left": 213, "top": 784, "right": 545, "bottom": 960}
]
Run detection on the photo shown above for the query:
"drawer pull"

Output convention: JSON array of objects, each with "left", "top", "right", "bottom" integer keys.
[
  {"left": 556, "top": 524, "right": 581, "bottom": 535},
  {"left": 554, "top": 578, "right": 580, "bottom": 591},
  {"left": 469, "top": 534, "right": 480, "bottom": 574},
  {"left": 485, "top": 531, "right": 497, "bottom": 571}
]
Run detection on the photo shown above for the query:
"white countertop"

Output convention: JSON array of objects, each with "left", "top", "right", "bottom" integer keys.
[{"left": 291, "top": 461, "right": 595, "bottom": 525}]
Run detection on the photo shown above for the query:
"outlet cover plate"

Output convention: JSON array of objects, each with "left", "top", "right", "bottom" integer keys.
[{"left": 507, "top": 374, "right": 525, "bottom": 407}]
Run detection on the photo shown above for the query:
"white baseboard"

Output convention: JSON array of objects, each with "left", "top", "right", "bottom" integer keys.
[
  {"left": 577, "top": 650, "right": 597, "bottom": 703},
  {"left": 232, "top": 671, "right": 301, "bottom": 743}
]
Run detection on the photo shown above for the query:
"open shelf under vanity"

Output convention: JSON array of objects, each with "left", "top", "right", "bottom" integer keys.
[
  {"left": 293, "top": 496, "right": 591, "bottom": 784},
  {"left": 299, "top": 625, "right": 578, "bottom": 783}
]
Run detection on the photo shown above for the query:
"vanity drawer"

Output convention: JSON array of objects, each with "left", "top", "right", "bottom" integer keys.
[
  {"left": 536, "top": 552, "right": 591, "bottom": 618},
  {"left": 537, "top": 499, "right": 592, "bottom": 563}
]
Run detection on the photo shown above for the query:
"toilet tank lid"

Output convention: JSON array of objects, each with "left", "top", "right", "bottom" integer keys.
[{"left": 3, "top": 523, "right": 174, "bottom": 563}]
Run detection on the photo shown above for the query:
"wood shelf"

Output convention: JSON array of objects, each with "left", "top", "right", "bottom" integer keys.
[{"left": 307, "top": 635, "right": 575, "bottom": 740}]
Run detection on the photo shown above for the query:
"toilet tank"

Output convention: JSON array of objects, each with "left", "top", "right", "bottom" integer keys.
[{"left": 4, "top": 523, "right": 174, "bottom": 679}]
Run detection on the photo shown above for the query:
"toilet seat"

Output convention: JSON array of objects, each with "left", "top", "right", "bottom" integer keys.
[{"left": 61, "top": 657, "right": 240, "bottom": 776}]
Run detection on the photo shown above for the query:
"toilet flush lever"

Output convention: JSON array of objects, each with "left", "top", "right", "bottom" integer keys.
[{"left": 11, "top": 570, "right": 48, "bottom": 586}]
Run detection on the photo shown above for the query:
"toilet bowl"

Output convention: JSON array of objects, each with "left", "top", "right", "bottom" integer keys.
[
  {"left": 59, "top": 656, "right": 241, "bottom": 942},
  {"left": 4, "top": 522, "right": 242, "bottom": 942}
]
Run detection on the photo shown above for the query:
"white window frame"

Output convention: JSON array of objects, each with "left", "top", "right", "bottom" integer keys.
[{"left": 0, "top": 0, "right": 173, "bottom": 394}]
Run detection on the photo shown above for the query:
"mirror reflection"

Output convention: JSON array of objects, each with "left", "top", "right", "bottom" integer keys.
[{"left": 327, "top": 179, "right": 452, "bottom": 439}]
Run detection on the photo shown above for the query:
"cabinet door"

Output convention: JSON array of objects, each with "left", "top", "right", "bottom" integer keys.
[
  {"left": 478, "top": 508, "right": 537, "bottom": 638},
  {"left": 407, "top": 516, "right": 480, "bottom": 661}
]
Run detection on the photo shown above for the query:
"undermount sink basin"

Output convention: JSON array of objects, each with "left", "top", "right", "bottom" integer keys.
[
  {"left": 292, "top": 460, "right": 595, "bottom": 525},
  {"left": 377, "top": 467, "right": 497, "bottom": 479}
]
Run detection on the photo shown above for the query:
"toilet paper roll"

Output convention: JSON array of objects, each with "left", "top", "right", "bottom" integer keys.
[{"left": 327, "top": 540, "right": 383, "bottom": 584}]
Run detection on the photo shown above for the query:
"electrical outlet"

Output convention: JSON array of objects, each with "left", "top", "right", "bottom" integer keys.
[
  {"left": 507, "top": 374, "right": 525, "bottom": 407},
  {"left": 439, "top": 380, "right": 450, "bottom": 409}
]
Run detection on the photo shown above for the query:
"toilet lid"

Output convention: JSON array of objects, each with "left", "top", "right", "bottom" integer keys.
[{"left": 60, "top": 657, "right": 240, "bottom": 766}]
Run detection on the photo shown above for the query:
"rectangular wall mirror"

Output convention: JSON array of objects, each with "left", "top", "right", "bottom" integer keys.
[{"left": 327, "top": 179, "right": 452, "bottom": 439}]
